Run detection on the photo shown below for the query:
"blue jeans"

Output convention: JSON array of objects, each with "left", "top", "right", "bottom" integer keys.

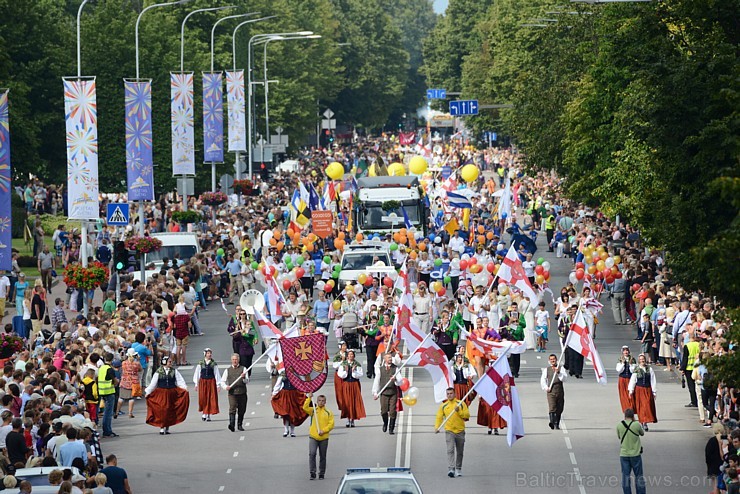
[
  {"left": 102, "top": 394, "right": 116, "bottom": 436},
  {"left": 620, "top": 455, "right": 646, "bottom": 494}
]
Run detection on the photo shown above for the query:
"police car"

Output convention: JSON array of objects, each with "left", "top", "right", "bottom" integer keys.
[{"left": 335, "top": 467, "right": 423, "bottom": 494}]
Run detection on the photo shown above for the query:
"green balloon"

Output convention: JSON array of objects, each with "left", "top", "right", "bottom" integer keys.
[
  {"left": 323, "top": 256, "right": 331, "bottom": 264},
  {"left": 217, "top": 248, "right": 224, "bottom": 256},
  {"left": 283, "top": 254, "right": 291, "bottom": 263},
  {"left": 250, "top": 261, "right": 258, "bottom": 269},
  {"left": 389, "top": 243, "right": 398, "bottom": 251},
  {"left": 434, "top": 258, "right": 442, "bottom": 267},
  {"left": 443, "top": 276, "right": 451, "bottom": 284},
  {"left": 286, "top": 262, "right": 294, "bottom": 270},
  {"left": 537, "top": 257, "right": 545, "bottom": 265},
  {"left": 333, "top": 264, "right": 341, "bottom": 271},
  {"left": 332, "top": 271, "right": 339, "bottom": 279}
]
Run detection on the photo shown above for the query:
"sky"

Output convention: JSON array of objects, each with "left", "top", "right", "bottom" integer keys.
[{"left": 434, "top": 0, "right": 448, "bottom": 14}]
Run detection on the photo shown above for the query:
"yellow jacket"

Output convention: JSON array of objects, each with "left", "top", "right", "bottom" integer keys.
[
  {"left": 303, "top": 397, "right": 335, "bottom": 441},
  {"left": 435, "top": 399, "right": 470, "bottom": 434}
]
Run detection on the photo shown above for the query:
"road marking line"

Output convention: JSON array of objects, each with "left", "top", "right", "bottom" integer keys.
[
  {"left": 218, "top": 486, "right": 225, "bottom": 492},
  {"left": 245, "top": 422, "right": 250, "bottom": 427},
  {"left": 226, "top": 469, "right": 232, "bottom": 474},
  {"left": 256, "top": 401, "right": 261, "bottom": 405},
  {"left": 536, "top": 355, "right": 542, "bottom": 359},
  {"left": 240, "top": 436, "right": 245, "bottom": 441},
  {"left": 521, "top": 360, "right": 527, "bottom": 364},
  {"left": 404, "top": 368, "right": 414, "bottom": 469},
  {"left": 261, "top": 393, "right": 265, "bottom": 396},
  {"left": 569, "top": 452, "right": 577, "bottom": 465},
  {"left": 233, "top": 451, "right": 239, "bottom": 457},
  {"left": 564, "top": 437, "right": 572, "bottom": 449},
  {"left": 250, "top": 411, "right": 255, "bottom": 415},
  {"left": 561, "top": 421, "right": 568, "bottom": 434}
]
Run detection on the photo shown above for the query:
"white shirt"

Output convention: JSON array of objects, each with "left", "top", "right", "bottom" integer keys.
[
  {"left": 535, "top": 309, "right": 550, "bottom": 327},
  {"left": 449, "top": 236, "right": 465, "bottom": 252},
  {"left": 522, "top": 261, "right": 535, "bottom": 278},
  {"left": 0, "top": 276, "right": 10, "bottom": 298}
]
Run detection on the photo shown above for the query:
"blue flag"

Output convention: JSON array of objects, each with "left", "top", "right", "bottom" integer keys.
[{"left": 400, "top": 206, "right": 413, "bottom": 229}]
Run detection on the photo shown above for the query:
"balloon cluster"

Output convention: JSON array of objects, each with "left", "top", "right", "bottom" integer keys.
[
  {"left": 568, "top": 244, "right": 621, "bottom": 285},
  {"left": 534, "top": 257, "right": 552, "bottom": 285},
  {"left": 428, "top": 281, "right": 446, "bottom": 297},
  {"left": 399, "top": 378, "right": 419, "bottom": 406}
]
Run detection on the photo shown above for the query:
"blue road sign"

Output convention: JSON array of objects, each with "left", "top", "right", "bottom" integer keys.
[
  {"left": 426, "top": 88, "right": 447, "bottom": 100},
  {"left": 449, "top": 100, "right": 479, "bottom": 116},
  {"left": 107, "top": 203, "right": 130, "bottom": 226}
]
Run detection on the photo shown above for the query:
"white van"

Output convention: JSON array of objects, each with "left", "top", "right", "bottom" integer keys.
[{"left": 133, "top": 232, "right": 201, "bottom": 282}]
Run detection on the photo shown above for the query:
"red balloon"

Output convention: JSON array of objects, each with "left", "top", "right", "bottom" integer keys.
[
  {"left": 324, "top": 284, "right": 333, "bottom": 293},
  {"left": 399, "top": 378, "right": 410, "bottom": 392},
  {"left": 543, "top": 270, "right": 550, "bottom": 280},
  {"left": 575, "top": 269, "right": 585, "bottom": 280},
  {"left": 488, "top": 274, "right": 494, "bottom": 285},
  {"left": 632, "top": 283, "right": 641, "bottom": 292},
  {"left": 606, "top": 276, "right": 615, "bottom": 284},
  {"left": 438, "top": 287, "right": 446, "bottom": 296},
  {"left": 295, "top": 267, "right": 305, "bottom": 278},
  {"left": 486, "top": 262, "right": 495, "bottom": 273},
  {"left": 459, "top": 260, "right": 468, "bottom": 271},
  {"left": 535, "top": 265, "right": 544, "bottom": 275},
  {"left": 469, "top": 257, "right": 478, "bottom": 266},
  {"left": 585, "top": 274, "right": 592, "bottom": 282},
  {"left": 268, "top": 266, "right": 277, "bottom": 277},
  {"left": 282, "top": 280, "right": 292, "bottom": 291},
  {"left": 614, "top": 271, "right": 623, "bottom": 279},
  {"left": 576, "top": 262, "right": 585, "bottom": 270},
  {"left": 595, "top": 271, "right": 604, "bottom": 280},
  {"left": 363, "top": 276, "right": 374, "bottom": 287},
  {"left": 602, "top": 268, "right": 611, "bottom": 278},
  {"left": 383, "top": 276, "right": 394, "bottom": 288}
]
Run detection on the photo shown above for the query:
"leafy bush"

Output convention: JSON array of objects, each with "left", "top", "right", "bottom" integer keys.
[
  {"left": 171, "top": 210, "right": 202, "bottom": 224},
  {"left": 17, "top": 255, "right": 36, "bottom": 267}
]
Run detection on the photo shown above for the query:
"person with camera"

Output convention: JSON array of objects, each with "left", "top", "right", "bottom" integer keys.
[{"left": 617, "top": 408, "right": 646, "bottom": 494}]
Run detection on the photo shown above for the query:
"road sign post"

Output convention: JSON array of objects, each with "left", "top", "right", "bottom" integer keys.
[
  {"left": 426, "top": 88, "right": 447, "bottom": 100},
  {"left": 107, "top": 203, "right": 130, "bottom": 226},
  {"left": 449, "top": 100, "right": 479, "bottom": 116}
]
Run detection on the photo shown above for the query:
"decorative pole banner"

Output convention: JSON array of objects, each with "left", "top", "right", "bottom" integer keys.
[
  {"left": 63, "top": 78, "right": 99, "bottom": 220},
  {"left": 170, "top": 72, "right": 195, "bottom": 176},
  {"left": 124, "top": 79, "right": 154, "bottom": 201},
  {"left": 202, "top": 72, "right": 224, "bottom": 163},
  {"left": 0, "top": 90, "right": 11, "bottom": 271},
  {"left": 225, "top": 70, "right": 246, "bottom": 152}
]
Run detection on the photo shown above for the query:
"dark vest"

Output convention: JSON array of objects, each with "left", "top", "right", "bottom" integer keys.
[
  {"left": 635, "top": 370, "right": 651, "bottom": 388},
  {"left": 378, "top": 364, "right": 398, "bottom": 396},
  {"left": 343, "top": 363, "right": 359, "bottom": 383},
  {"left": 225, "top": 366, "right": 247, "bottom": 395},
  {"left": 453, "top": 366, "right": 467, "bottom": 384},
  {"left": 157, "top": 368, "right": 177, "bottom": 389},
  {"left": 546, "top": 366, "right": 563, "bottom": 391},
  {"left": 200, "top": 360, "right": 216, "bottom": 380},
  {"left": 619, "top": 359, "right": 634, "bottom": 379}
]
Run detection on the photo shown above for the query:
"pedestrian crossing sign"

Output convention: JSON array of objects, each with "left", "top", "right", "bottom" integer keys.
[{"left": 107, "top": 203, "right": 130, "bottom": 226}]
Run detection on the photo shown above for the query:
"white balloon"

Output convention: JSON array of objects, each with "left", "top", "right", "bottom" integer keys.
[
  {"left": 542, "top": 261, "right": 551, "bottom": 271},
  {"left": 605, "top": 257, "right": 615, "bottom": 268},
  {"left": 354, "top": 284, "right": 363, "bottom": 295},
  {"left": 457, "top": 245, "right": 465, "bottom": 254},
  {"left": 461, "top": 254, "right": 470, "bottom": 261},
  {"left": 434, "top": 237, "right": 442, "bottom": 244},
  {"left": 410, "top": 282, "right": 417, "bottom": 292},
  {"left": 317, "top": 281, "right": 326, "bottom": 291},
  {"left": 569, "top": 272, "right": 578, "bottom": 285},
  {"left": 406, "top": 386, "right": 420, "bottom": 400},
  {"left": 287, "top": 272, "right": 296, "bottom": 282}
]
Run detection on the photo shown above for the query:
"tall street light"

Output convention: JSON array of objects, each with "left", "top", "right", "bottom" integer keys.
[
  {"left": 247, "top": 31, "right": 312, "bottom": 179},
  {"left": 259, "top": 34, "right": 321, "bottom": 141}
]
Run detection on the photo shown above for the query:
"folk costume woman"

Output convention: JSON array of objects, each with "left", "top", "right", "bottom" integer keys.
[
  {"left": 337, "top": 350, "right": 366, "bottom": 427},
  {"left": 194, "top": 348, "right": 221, "bottom": 422},
  {"left": 452, "top": 354, "right": 476, "bottom": 405},
  {"left": 271, "top": 369, "right": 308, "bottom": 437},
  {"left": 477, "top": 358, "right": 507, "bottom": 436},
  {"left": 145, "top": 355, "right": 189, "bottom": 435},
  {"left": 332, "top": 342, "right": 349, "bottom": 412},
  {"left": 628, "top": 354, "right": 657, "bottom": 431},
  {"left": 616, "top": 346, "right": 636, "bottom": 412}
]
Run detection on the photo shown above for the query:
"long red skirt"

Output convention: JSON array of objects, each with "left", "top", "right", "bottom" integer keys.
[
  {"left": 146, "top": 388, "right": 189, "bottom": 428},
  {"left": 334, "top": 372, "right": 346, "bottom": 411},
  {"left": 271, "top": 389, "right": 308, "bottom": 426},
  {"left": 454, "top": 381, "right": 475, "bottom": 406},
  {"left": 618, "top": 377, "right": 634, "bottom": 413},
  {"left": 340, "top": 381, "right": 366, "bottom": 420},
  {"left": 198, "top": 377, "right": 219, "bottom": 415},
  {"left": 633, "top": 386, "right": 657, "bottom": 424},
  {"left": 477, "top": 398, "right": 507, "bottom": 429}
]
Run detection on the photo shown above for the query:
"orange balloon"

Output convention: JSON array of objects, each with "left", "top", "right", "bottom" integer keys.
[
  {"left": 477, "top": 235, "right": 485, "bottom": 244},
  {"left": 276, "top": 241, "right": 284, "bottom": 251},
  {"left": 356, "top": 233, "right": 363, "bottom": 242},
  {"left": 399, "top": 236, "right": 407, "bottom": 245},
  {"left": 418, "top": 242, "right": 426, "bottom": 251},
  {"left": 287, "top": 228, "right": 295, "bottom": 239},
  {"left": 269, "top": 238, "right": 277, "bottom": 246},
  {"left": 338, "top": 231, "right": 346, "bottom": 240},
  {"left": 393, "top": 232, "right": 401, "bottom": 243},
  {"left": 477, "top": 225, "right": 485, "bottom": 234},
  {"left": 306, "top": 243, "right": 314, "bottom": 252},
  {"left": 409, "top": 251, "right": 418, "bottom": 259},
  {"left": 486, "top": 232, "right": 494, "bottom": 240},
  {"left": 409, "top": 237, "right": 417, "bottom": 247},
  {"left": 587, "top": 265, "right": 597, "bottom": 275},
  {"left": 399, "top": 228, "right": 407, "bottom": 236}
]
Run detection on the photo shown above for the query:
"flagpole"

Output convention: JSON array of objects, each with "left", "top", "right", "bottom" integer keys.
[
  {"left": 374, "top": 331, "right": 435, "bottom": 398},
  {"left": 548, "top": 306, "right": 582, "bottom": 391},
  {"left": 228, "top": 340, "right": 279, "bottom": 388},
  {"left": 435, "top": 346, "right": 512, "bottom": 432}
]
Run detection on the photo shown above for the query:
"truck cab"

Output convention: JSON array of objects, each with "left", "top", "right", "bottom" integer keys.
[{"left": 354, "top": 176, "right": 428, "bottom": 236}]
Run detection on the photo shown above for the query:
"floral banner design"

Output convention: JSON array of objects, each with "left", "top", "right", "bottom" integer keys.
[
  {"left": 171, "top": 72, "right": 195, "bottom": 176},
  {"left": 63, "top": 78, "right": 99, "bottom": 220},
  {"left": 0, "top": 90, "right": 11, "bottom": 271},
  {"left": 124, "top": 79, "right": 154, "bottom": 201},
  {"left": 202, "top": 72, "right": 224, "bottom": 163},
  {"left": 225, "top": 70, "right": 246, "bottom": 152}
]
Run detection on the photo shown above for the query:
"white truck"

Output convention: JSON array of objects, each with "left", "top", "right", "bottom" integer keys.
[
  {"left": 132, "top": 232, "right": 201, "bottom": 282},
  {"left": 353, "top": 176, "right": 428, "bottom": 236}
]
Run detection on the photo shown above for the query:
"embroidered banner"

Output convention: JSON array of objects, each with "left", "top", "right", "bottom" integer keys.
[
  {"left": 225, "top": 70, "right": 246, "bottom": 152},
  {"left": 63, "top": 78, "right": 99, "bottom": 220},
  {"left": 280, "top": 333, "right": 327, "bottom": 393},
  {"left": 0, "top": 90, "right": 11, "bottom": 270},
  {"left": 202, "top": 72, "right": 224, "bottom": 163},
  {"left": 170, "top": 72, "right": 195, "bottom": 176},
  {"left": 124, "top": 79, "right": 154, "bottom": 201}
]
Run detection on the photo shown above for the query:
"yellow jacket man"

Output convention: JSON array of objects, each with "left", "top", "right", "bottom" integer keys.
[
  {"left": 435, "top": 388, "right": 470, "bottom": 478},
  {"left": 303, "top": 394, "right": 335, "bottom": 480}
]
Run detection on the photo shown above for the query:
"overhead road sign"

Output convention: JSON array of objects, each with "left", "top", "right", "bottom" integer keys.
[
  {"left": 449, "top": 100, "right": 479, "bottom": 116},
  {"left": 426, "top": 89, "right": 447, "bottom": 100}
]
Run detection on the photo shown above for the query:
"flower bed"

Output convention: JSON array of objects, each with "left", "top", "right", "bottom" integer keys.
[
  {"left": 64, "top": 261, "right": 110, "bottom": 291},
  {"left": 125, "top": 235, "right": 163, "bottom": 254}
]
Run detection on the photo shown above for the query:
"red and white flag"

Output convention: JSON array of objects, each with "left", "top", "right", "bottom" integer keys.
[
  {"left": 399, "top": 131, "right": 416, "bottom": 146},
  {"left": 264, "top": 274, "right": 285, "bottom": 323},
  {"left": 496, "top": 245, "right": 540, "bottom": 304},
  {"left": 462, "top": 328, "right": 527, "bottom": 358},
  {"left": 253, "top": 308, "right": 285, "bottom": 340},
  {"left": 403, "top": 324, "right": 453, "bottom": 402},
  {"left": 564, "top": 310, "right": 607, "bottom": 385},
  {"left": 474, "top": 355, "right": 525, "bottom": 447}
]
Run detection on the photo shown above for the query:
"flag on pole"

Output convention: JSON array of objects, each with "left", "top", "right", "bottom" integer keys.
[
  {"left": 170, "top": 72, "right": 195, "bottom": 175},
  {"left": 462, "top": 208, "right": 470, "bottom": 230},
  {"left": 225, "top": 70, "right": 246, "bottom": 152},
  {"left": 124, "top": 79, "right": 155, "bottom": 201},
  {"left": 461, "top": 328, "right": 526, "bottom": 358},
  {"left": 474, "top": 355, "right": 525, "bottom": 447},
  {"left": 291, "top": 189, "right": 311, "bottom": 228},
  {"left": 496, "top": 245, "right": 540, "bottom": 304},
  {"left": 564, "top": 310, "right": 607, "bottom": 385},
  {"left": 280, "top": 333, "right": 328, "bottom": 393},
  {"left": 0, "top": 90, "right": 12, "bottom": 271},
  {"left": 253, "top": 308, "right": 284, "bottom": 340},
  {"left": 265, "top": 274, "right": 285, "bottom": 323},
  {"left": 446, "top": 191, "right": 473, "bottom": 209},
  {"left": 308, "top": 182, "right": 322, "bottom": 211},
  {"left": 202, "top": 72, "right": 224, "bottom": 163},
  {"left": 400, "top": 206, "right": 413, "bottom": 229},
  {"left": 443, "top": 217, "right": 460, "bottom": 236}
]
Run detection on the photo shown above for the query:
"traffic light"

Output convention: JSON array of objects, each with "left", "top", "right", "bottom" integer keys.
[{"left": 113, "top": 241, "right": 127, "bottom": 272}]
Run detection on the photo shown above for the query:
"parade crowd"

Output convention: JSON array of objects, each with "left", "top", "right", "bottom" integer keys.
[{"left": 0, "top": 138, "right": 736, "bottom": 494}]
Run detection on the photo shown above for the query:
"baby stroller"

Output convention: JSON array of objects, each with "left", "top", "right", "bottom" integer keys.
[{"left": 341, "top": 310, "right": 361, "bottom": 351}]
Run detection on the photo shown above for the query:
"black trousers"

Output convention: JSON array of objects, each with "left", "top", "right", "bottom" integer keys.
[
  {"left": 508, "top": 354, "right": 520, "bottom": 377},
  {"left": 546, "top": 229, "right": 554, "bottom": 249},
  {"left": 684, "top": 372, "right": 698, "bottom": 405},
  {"left": 228, "top": 393, "right": 248, "bottom": 423},
  {"left": 366, "top": 345, "right": 378, "bottom": 377},
  {"left": 239, "top": 354, "right": 254, "bottom": 377},
  {"left": 565, "top": 348, "right": 584, "bottom": 377},
  {"left": 701, "top": 388, "right": 716, "bottom": 421}
]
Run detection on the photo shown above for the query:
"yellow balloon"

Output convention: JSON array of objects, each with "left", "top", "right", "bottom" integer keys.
[
  {"left": 388, "top": 162, "right": 406, "bottom": 176},
  {"left": 332, "top": 300, "right": 341, "bottom": 311},
  {"left": 460, "top": 164, "right": 480, "bottom": 183},
  {"left": 357, "top": 273, "right": 367, "bottom": 285},
  {"left": 326, "top": 162, "right": 343, "bottom": 180},
  {"left": 408, "top": 156, "right": 428, "bottom": 175},
  {"left": 402, "top": 395, "right": 418, "bottom": 406}
]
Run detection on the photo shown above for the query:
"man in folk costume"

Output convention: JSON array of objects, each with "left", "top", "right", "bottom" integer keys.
[
  {"left": 541, "top": 353, "right": 568, "bottom": 430},
  {"left": 337, "top": 350, "right": 366, "bottom": 428},
  {"left": 616, "top": 345, "right": 637, "bottom": 413},
  {"left": 628, "top": 354, "right": 657, "bottom": 431},
  {"left": 145, "top": 355, "right": 189, "bottom": 435},
  {"left": 272, "top": 368, "right": 308, "bottom": 437},
  {"left": 372, "top": 352, "right": 403, "bottom": 435},
  {"left": 220, "top": 353, "right": 248, "bottom": 432},
  {"left": 193, "top": 348, "right": 221, "bottom": 422}
]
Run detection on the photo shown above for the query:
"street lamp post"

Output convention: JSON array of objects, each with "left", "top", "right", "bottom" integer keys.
[{"left": 247, "top": 31, "right": 312, "bottom": 180}]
